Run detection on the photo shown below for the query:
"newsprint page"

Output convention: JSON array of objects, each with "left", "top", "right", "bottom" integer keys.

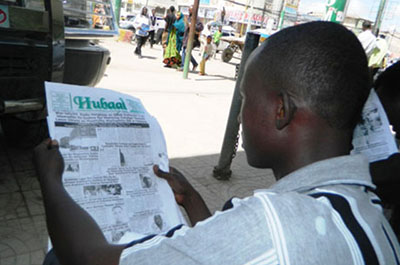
[
  {"left": 45, "top": 82, "right": 186, "bottom": 245},
  {"left": 351, "top": 89, "right": 398, "bottom": 162}
]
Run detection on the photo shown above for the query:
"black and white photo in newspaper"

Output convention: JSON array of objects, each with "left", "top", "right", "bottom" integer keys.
[{"left": 351, "top": 89, "right": 398, "bottom": 162}]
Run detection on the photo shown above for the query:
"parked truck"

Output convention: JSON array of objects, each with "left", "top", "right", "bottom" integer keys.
[{"left": 0, "top": 0, "right": 118, "bottom": 147}]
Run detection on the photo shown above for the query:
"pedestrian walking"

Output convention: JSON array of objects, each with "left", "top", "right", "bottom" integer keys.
[
  {"left": 178, "top": 6, "right": 204, "bottom": 72},
  {"left": 133, "top": 7, "right": 151, "bottom": 58},
  {"left": 199, "top": 36, "right": 213, "bottom": 75},
  {"left": 163, "top": 11, "right": 185, "bottom": 68},
  {"left": 174, "top": 12, "right": 185, "bottom": 53},
  {"left": 358, "top": 21, "right": 377, "bottom": 59},
  {"left": 162, "top": 6, "right": 176, "bottom": 53},
  {"left": 148, "top": 9, "right": 157, "bottom": 48},
  {"left": 213, "top": 26, "right": 222, "bottom": 57}
]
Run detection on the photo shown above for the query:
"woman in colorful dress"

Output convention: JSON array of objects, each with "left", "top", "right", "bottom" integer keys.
[{"left": 163, "top": 12, "right": 185, "bottom": 68}]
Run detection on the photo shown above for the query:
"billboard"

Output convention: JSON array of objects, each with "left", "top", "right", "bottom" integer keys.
[{"left": 324, "top": 0, "right": 347, "bottom": 23}]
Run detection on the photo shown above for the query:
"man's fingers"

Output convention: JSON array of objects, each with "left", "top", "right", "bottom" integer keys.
[
  {"left": 153, "top": 165, "right": 170, "bottom": 179},
  {"left": 49, "top": 140, "right": 60, "bottom": 149},
  {"left": 34, "top": 138, "right": 52, "bottom": 153}
]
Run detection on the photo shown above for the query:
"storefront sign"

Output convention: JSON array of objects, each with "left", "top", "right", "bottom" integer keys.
[{"left": 0, "top": 5, "right": 10, "bottom": 28}]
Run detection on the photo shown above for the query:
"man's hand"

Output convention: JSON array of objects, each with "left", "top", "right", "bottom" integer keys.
[
  {"left": 153, "top": 165, "right": 196, "bottom": 206},
  {"left": 34, "top": 139, "right": 124, "bottom": 265},
  {"left": 34, "top": 139, "right": 64, "bottom": 183},
  {"left": 153, "top": 165, "right": 212, "bottom": 225}
]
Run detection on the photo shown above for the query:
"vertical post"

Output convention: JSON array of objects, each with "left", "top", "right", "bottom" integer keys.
[
  {"left": 213, "top": 32, "right": 260, "bottom": 180},
  {"left": 240, "top": 0, "right": 249, "bottom": 36},
  {"left": 261, "top": 0, "right": 267, "bottom": 28},
  {"left": 183, "top": 0, "right": 200, "bottom": 79},
  {"left": 278, "top": 0, "right": 286, "bottom": 30},
  {"left": 114, "top": 0, "right": 121, "bottom": 24},
  {"left": 373, "top": 0, "right": 388, "bottom": 36},
  {"left": 47, "top": 0, "right": 65, "bottom": 82},
  {"left": 246, "top": 0, "right": 253, "bottom": 33}
]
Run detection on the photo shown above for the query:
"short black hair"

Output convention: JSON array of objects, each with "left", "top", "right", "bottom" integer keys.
[
  {"left": 362, "top": 21, "right": 372, "bottom": 29},
  {"left": 169, "top": 6, "right": 175, "bottom": 13},
  {"left": 375, "top": 61, "right": 400, "bottom": 99},
  {"left": 254, "top": 21, "right": 370, "bottom": 130}
]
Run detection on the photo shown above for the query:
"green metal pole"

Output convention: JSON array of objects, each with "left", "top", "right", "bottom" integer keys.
[
  {"left": 373, "top": 0, "right": 388, "bottom": 36},
  {"left": 114, "top": 0, "right": 121, "bottom": 24},
  {"left": 324, "top": 0, "right": 348, "bottom": 23},
  {"left": 278, "top": 0, "right": 285, "bottom": 29},
  {"left": 183, "top": 0, "right": 200, "bottom": 79}
]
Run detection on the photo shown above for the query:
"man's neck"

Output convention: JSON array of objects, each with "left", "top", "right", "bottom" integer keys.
[{"left": 273, "top": 129, "right": 352, "bottom": 180}]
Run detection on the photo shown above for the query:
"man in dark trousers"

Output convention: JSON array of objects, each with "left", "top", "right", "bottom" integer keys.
[
  {"left": 36, "top": 22, "right": 399, "bottom": 265},
  {"left": 178, "top": 6, "right": 203, "bottom": 72},
  {"left": 148, "top": 9, "right": 157, "bottom": 48}
]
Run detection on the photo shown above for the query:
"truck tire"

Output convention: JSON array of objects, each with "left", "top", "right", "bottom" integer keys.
[
  {"left": 1, "top": 117, "right": 49, "bottom": 149},
  {"left": 222, "top": 47, "right": 234, "bottom": 63}
]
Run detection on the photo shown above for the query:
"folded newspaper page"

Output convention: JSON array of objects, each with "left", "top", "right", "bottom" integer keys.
[
  {"left": 45, "top": 82, "right": 186, "bottom": 245},
  {"left": 351, "top": 89, "right": 398, "bottom": 162}
]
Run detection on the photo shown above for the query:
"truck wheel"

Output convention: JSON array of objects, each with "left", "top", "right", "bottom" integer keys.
[
  {"left": 222, "top": 47, "right": 234, "bottom": 63},
  {"left": 1, "top": 117, "right": 48, "bottom": 149}
]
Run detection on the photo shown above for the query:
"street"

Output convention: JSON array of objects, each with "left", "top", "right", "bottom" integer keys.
[{"left": 98, "top": 39, "right": 240, "bottom": 158}]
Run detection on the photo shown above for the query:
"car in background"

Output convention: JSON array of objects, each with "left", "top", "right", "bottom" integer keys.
[
  {"left": 216, "top": 26, "right": 237, "bottom": 52},
  {"left": 120, "top": 16, "right": 164, "bottom": 43},
  {"left": 119, "top": 16, "right": 137, "bottom": 33},
  {"left": 202, "top": 23, "right": 237, "bottom": 52}
]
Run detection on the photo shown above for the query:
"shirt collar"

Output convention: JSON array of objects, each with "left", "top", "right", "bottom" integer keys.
[{"left": 267, "top": 155, "right": 375, "bottom": 194}]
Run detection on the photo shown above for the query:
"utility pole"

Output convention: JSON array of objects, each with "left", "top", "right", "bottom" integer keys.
[
  {"left": 213, "top": 32, "right": 260, "bottom": 180},
  {"left": 240, "top": 0, "right": 250, "bottom": 36},
  {"left": 373, "top": 0, "right": 388, "bottom": 36},
  {"left": 115, "top": 0, "right": 121, "bottom": 24},
  {"left": 183, "top": 0, "right": 200, "bottom": 79},
  {"left": 278, "top": 0, "right": 286, "bottom": 29},
  {"left": 246, "top": 0, "right": 254, "bottom": 33},
  {"left": 261, "top": 0, "right": 267, "bottom": 28}
]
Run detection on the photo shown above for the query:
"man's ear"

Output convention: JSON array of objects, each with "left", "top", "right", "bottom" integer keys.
[{"left": 275, "top": 92, "right": 297, "bottom": 130}]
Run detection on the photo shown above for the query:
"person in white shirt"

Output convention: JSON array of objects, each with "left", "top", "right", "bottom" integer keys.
[
  {"left": 358, "top": 21, "right": 377, "bottom": 59},
  {"left": 148, "top": 9, "right": 157, "bottom": 48},
  {"left": 133, "top": 7, "right": 151, "bottom": 58}
]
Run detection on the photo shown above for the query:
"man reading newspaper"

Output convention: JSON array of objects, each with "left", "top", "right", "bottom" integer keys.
[{"left": 35, "top": 22, "right": 399, "bottom": 265}]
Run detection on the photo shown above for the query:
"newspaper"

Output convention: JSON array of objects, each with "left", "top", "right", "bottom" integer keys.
[
  {"left": 351, "top": 89, "right": 398, "bottom": 162},
  {"left": 45, "top": 82, "right": 186, "bottom": 245}
]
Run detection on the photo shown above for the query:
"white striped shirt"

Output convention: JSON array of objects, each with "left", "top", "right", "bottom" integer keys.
[{"left": 119, "top": 155, "right": 400, "bottom": 264}]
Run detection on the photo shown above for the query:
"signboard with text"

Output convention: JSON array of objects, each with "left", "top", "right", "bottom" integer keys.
[{"left": 324, "top": 0, "right": 347, "bottom": 23}]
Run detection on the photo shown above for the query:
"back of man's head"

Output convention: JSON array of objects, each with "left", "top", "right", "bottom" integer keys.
[
  {"left": 375, "top": 61, "right": 400, "bottom": 97},
  {"left": 375, "top": 61, "right": 400, "bottom": 135},
  {"left": 253, "top": 21, "right": 370, "bottom": 131}
]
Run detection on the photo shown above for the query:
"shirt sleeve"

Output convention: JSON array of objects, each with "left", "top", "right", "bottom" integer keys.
[{"left": 119, "top": 196, "right": 277, "bottom": 265}]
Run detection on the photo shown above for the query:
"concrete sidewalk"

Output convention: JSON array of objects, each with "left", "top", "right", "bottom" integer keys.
[{"left": 0, "top": 40, "right": 275, "bottom": 265}]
